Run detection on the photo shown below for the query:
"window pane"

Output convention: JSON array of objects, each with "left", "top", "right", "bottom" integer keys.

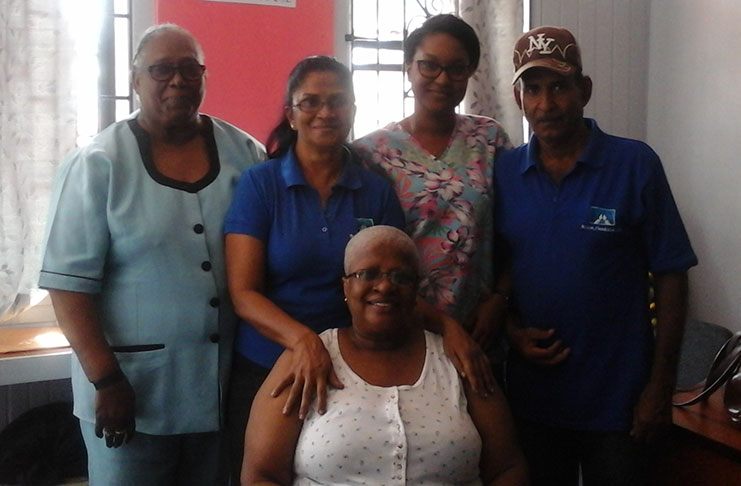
[
  {"left": 353, "top": 71, "right": 380, "bottom": 138},
  {"left": 349, "top": 0, "right": 458, "bottom": 138},
  {"left": 378, "top": 48, "right": 402, "bottom": 65},
  {"left": 378, "top": 0, "right": 404, "bottom": 41},
  {"left": 377, "top": 71, "right": 404, "bottom": 127},
  {"left": 404, "top": 96, "right": 415, "bottom": 119},
  {"left": 405, "top": 3, "right": 429, "bottom": 32},
  {"left": 114, "top": 0, "right": 129, "bottom": 15},
  {"left": 405, "top": 1, "right": 457, "bottom": 32},
  {"left": 116, "top": 99, "right": 131, "bottom": 121},
  {"left": 114, "top": 17, "right": 130, "bottom": 97},
  {"left": 352, "top": 1, "right": 377, "bottom": 39},
  {"left": 69, "top": 0, "right": 103, "bottom": 146},
  {"left": 352, "top": 47, "right": 379, "bottom": 66}
]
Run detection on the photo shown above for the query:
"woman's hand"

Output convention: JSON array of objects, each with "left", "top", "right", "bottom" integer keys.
[
  {"left": 48, "top": 289, "right": 136, "bottom": 447},
  {"left": 94, "top": 377, "right": 136, "bottom": 448},
  {"left": 442, "top": 316, "right": 497, "bottom": 396},
  {"left": 416, "top": 296, "right": 496, "bottom": 395},
  {"left": 270, "top": 330, "right": 343, "bottom": 420}
]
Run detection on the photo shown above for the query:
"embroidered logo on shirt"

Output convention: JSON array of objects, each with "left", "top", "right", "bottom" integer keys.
[
  {"left": 355, "top": 218, "right": 375, "bottom": 230},
  {"left": 349, "top": 218, "right": 375, "bottom": 239},
  {"left": 581, "top": 206, "right": 618, "bottom": 232}
]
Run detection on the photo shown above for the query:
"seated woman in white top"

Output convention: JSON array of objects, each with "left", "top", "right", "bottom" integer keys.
[{"left": 242, "top": 225, "right": 528, "bottom": 486}]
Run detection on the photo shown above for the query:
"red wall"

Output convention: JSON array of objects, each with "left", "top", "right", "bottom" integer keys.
[{"left": 156, "top": 0, "right": 335, "bottom": 143}]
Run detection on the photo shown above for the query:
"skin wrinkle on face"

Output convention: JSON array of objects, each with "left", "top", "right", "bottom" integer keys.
[
  {"left": 517, "top": 67, "right": 591, "bottom": 146},
  {"left": 132, "top": 29, "right": 205, "bottom": 131},
  {"left": 343, "top": 227, "right": 420, "bottom": 343},
  {"left": 407, "top": 32, "right": 471, "bottom": 116},
  {"left": 343, "top": 243, "right": 418, "bottom": 343}
]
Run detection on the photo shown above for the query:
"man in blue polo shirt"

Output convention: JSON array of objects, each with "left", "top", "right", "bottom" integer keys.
[{"left": 495, "top": 26, "right": 697, "bottom": 486}]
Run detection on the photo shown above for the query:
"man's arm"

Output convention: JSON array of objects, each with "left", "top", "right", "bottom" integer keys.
[
  {"left": 495, "top": 234, "right": 569, "bottom": 367},
  {"left": 631, "top": 271, "right": 689, "bottom": 442}
]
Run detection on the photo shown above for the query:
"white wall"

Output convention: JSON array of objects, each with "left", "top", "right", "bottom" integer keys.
[
  {"left": 533, "top": 0, "right": 740, "bottom": 330},
  {"left": 531, "top": 0, "right": 650, "bottom": 141},
  {"left": 647, "top": 0, "right": 741, "bottom": 331},
  {"left": 132, "top": 0, "right": 156, "bottom": 43}
]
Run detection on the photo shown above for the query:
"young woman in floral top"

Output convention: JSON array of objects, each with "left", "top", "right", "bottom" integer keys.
[{"left": 354, "top": 14, "right": 513, "bottom": 357}]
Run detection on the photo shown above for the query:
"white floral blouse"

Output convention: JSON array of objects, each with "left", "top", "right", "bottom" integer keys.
[{"left": 353, "top": 115, "right": 512, "bottom": 324}]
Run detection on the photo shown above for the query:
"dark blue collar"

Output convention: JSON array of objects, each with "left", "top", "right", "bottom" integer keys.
[
  {"left": 521, "top": 118, "right": 605, "bottom": 174},
  {"left": 281, "top": 145, "right": 362, "bottom": 190}
]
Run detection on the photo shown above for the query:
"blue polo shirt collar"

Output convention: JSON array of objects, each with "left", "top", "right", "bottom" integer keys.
[
  {"left": 521, "top": 118, "right": 606, "bottom": 174},
  {"left": 281, "top": 145, "right": 362, "bottom": 190}
]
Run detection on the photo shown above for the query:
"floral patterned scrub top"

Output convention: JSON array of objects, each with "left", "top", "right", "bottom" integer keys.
[
  {"left": 294, "top": 329, "right": 483, "bottom": 486},
  {"left": 353, "top": 115, "right": 512, "bottom": 324}
]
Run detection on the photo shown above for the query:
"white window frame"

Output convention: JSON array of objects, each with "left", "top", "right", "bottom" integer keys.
[{"left": 334, "top": 0, "right": 459, "bottom": 138}]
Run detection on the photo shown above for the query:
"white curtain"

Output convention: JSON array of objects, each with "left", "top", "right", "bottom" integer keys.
[
  {"left": 0, "top": 0, "right": 78, "bottom": 320},
  {"left": 460, "top": 0, "right": 525, "bottom": 145}
]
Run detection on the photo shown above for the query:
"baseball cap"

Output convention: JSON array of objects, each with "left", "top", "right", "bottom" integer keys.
[{"left": 512, "top": 26, "right": 582, "bottom": 84}]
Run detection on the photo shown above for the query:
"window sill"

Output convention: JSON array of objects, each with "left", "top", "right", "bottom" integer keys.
[{"left": 0, "top": 325, "right": 71, "bottom": 386}]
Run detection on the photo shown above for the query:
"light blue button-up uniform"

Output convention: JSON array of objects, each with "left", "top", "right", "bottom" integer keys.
[{"left": 39, "top": 113, "right": 265, "bottom": 435}]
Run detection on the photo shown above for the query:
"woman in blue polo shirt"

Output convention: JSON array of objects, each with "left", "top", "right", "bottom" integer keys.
[{"left": 223, "top": 56, "right": 405, "bottom": 481}]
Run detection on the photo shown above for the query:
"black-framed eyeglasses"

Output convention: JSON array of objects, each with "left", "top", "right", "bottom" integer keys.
[
  {"left": 344, "top": 268, "right": 418, "bottom": 287},
  {"left": 416, "top": 60, "right": 472, "bottom": 81},
  {"left": 144, "top": 62, "right": 206, "bottom": 82},
  {"left": 293, "top": 94, "right": 352, "bottom": 114}
]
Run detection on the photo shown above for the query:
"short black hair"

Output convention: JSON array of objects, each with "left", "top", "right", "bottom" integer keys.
[{"left": 403, "top": 14, "right": 480, "bottom": 70}]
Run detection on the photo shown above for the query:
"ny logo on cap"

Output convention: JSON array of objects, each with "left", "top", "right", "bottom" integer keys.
[{"left": 527, "top": 33, "right": 559, "bottom": 56}]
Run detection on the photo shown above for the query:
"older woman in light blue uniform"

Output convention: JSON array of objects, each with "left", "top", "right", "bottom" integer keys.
[{"left": 38, "top": 24, "right": 264, "bottom": 486}]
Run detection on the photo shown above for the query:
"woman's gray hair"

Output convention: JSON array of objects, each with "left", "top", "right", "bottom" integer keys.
[
  {"left": 132, "top": 23, "right": 204, "bottom": 70},
  {"left": 344, "top": 226, "right": 420, "bottom": 275}
]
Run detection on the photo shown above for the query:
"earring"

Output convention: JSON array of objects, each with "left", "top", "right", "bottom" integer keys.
[{"left": 343, "top": 297, "right": 347, "bottom": 302}]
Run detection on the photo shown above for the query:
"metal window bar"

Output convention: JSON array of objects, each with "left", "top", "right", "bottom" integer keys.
[
  {"left": 98, "top": 0, "right": 133, "bottom": 131},
  {"left": 346, "top": 0, "right": 458, "bottom": 134}
]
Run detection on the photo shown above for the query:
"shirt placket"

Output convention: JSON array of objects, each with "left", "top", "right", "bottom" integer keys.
[
  {"left": 192, "top": 192, "right": 221, "bottom": 345},
  {"left": 319, "top": 187, "right": 342, "bottom": 242},
  {"left": 386, "top": 387, "right": 407, "bottom": 484}
]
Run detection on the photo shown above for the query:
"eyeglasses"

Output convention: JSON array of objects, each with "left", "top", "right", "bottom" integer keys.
[
  {"left": 144, "top": 62, "right": 206, "bottom": 82},
  {"left": 293, "top": 95, "right": 352, "bottom": 114},
  {"left": 344, "top": 268, "right": 418, "bottom": 287},
  {"left": 416, "top": 60, "right": 472, "bottom": 81}
]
